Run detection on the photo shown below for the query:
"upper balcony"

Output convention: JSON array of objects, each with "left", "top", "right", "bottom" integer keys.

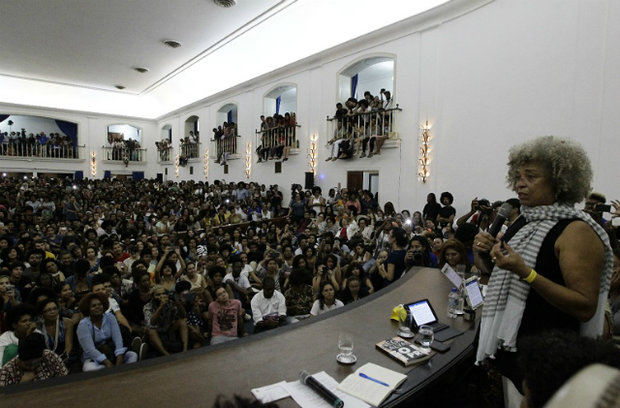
[
  {"left": 0, "top": 139, "right": 85, "bottom": 160},
  {"left": 325, "top": 105, "right": 402, "bottom": 159}
]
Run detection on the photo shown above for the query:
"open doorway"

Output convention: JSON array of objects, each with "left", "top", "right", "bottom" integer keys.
[{"left": 347, "top": 170, "right": 379, "bottom": 199}]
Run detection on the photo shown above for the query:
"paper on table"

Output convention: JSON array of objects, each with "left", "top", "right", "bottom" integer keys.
[
  {"left": 285, "top": 371, "right": 370, "bottom": 408},
  {"left": 251, "top": 381, "right": 290, "bottom": 404}
]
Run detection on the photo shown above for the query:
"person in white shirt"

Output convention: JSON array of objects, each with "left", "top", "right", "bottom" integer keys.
[
  {"left": 310, "top": 282, "right": 344, "bottom": 316},
  {"left": 250, "top": 277, "right": 286, "bottom": 333},
  {"left": 224, "top": 260, "right": 251, "bottom": 305}
]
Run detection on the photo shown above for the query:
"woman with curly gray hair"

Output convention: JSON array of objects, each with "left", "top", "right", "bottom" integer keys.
[{"left": 472, "top": 136, "right": 614, "bottom": 403}]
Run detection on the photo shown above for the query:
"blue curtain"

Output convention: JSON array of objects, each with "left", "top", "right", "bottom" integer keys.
[
  {"left": 168, "top": 127, "right": 172, "bottom": 142},
  {"left": 55, "top": 120, "right": 78, "bottom": 146},
  {"left": 0, "top": 115, "right": 10, "bottom": 123},
  {"left": 74, "top": 171, "right": 83, "bottom": 180},
  {"left": 276, "top": 96, "right": 281, "bottom": 114},
  {"left": 132, "top": 171, "right": 144, "bottom": 180},
  {"left": 351, "top": 74, "right": 359, "bottom": 99},
  {"left": 193, "top": 120, "right": 198, "bottom": 133},
  {"left": 104, "top": 170, "right": 111, "bottom": 179},
  {"left": 227, "top": 110, "right": 233, "bottom": 124}
]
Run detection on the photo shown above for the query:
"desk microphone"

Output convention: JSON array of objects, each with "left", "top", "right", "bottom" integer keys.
[{"left": 299, "top": 370, "right": 344, "bottom": 408}]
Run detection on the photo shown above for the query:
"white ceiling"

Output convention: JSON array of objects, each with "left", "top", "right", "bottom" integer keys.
[
  {"left": 0, "top": 0, "right": 450, "bottom": 118},
  {"left": 0, "top": 0, "right": 284, "bottom": 94}
]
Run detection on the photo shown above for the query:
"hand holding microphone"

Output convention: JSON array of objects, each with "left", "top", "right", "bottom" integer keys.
[{"left": 474, "top": 202, "right": 513, "bottom": 254}]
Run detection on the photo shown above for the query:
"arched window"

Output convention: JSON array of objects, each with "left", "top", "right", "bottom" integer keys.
[
  {"left": 338, "top": 56, "right": 394, "bottom": 102},
  {"left": 255, "top": 85, "right": 299, "bottom": 163},
  {"left": 264, "top": 85, "right": 296, "bottom": 116},
  {"left": 213, "top": 104, "right": 239, "bottom": 163},
  {"left": 0, "top": 114, "right": 79, "bottom": 159},
  {"left": 106, "top": 124, "right": 144, "bottom": 162},
  {"left": 181, "top": 116, "right": 200, "bottom": 159},
  {"left": 326, "top": 56, "right": 400, "bottom": 161},
  {"left": 157, "top": 124, "right": 172, "bottom": 162}
]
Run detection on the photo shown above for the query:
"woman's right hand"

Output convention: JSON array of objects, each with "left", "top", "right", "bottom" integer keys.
[{"left": 473, "top": 231, "right": 496, "bottom": 254}]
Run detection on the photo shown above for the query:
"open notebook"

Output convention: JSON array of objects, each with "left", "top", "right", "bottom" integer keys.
[{"left": 337, "top": 362, "right": 407, "bottom": 407}]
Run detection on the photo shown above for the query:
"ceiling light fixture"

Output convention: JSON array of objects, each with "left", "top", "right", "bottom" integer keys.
[
  {"left": 163, "top": 40, "right": 182, "bottom": 49},
  {"left": 133, "top": 67, "right": 150, "bottom": 73},
  {"left": 114, "top": 85, "right": 126, "bottom": 90},
  {"left": 213, "top": 0, "right": 236, "bottom": 8}
]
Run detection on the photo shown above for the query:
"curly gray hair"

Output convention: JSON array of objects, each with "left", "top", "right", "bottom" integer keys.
[{"left": 506, "top": 136, "right": 592, "bottom": 204}]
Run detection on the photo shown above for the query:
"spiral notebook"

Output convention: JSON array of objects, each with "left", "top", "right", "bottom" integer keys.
[{"left": 337, "top": 362, "right": 407, "bottom": 407}]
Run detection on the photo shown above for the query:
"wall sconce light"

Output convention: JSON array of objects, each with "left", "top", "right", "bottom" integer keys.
[
  {"left": 308, "top": 133, "right": 318, "bottom": 176},
  {"left": 245, "top": 142, "right": 252, "bottom": 179},
  {"left": 175, "top": 153, "right": 180, "bottom": 178},
  {"left": 419, "top": 121, "right": 431, "bottom": 183},
  {"left": 90, "top": 151, "right": 97, "bottom": 177},
  {"left": 204, "top": 147, "right": 209, "bottom": 178}
]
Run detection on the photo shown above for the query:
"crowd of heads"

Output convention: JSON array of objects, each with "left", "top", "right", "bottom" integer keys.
[{"left": 0, "top": 166, "right": 618, "bottom": 395}]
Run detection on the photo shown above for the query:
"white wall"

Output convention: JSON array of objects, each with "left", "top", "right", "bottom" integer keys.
[{"left": 2, "top": 0, "right": 620, "bottom": 217}]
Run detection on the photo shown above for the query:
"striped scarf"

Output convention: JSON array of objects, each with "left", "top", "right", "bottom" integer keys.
[{"left": 476, "top": 203, "right": 613, "bottom": 363}]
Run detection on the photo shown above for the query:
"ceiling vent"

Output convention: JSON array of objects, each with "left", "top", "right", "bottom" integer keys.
[
  {"left": 114, "top": 85, "right": 126, "bottom": 90},
  {"left": 163, "top": 40, "right": 182, "bottom": 49},
  {"left": 133, "top": 67, "right": 150, "bottom": 73},
  {"left": 213, "top": 0, "right": 236, "bottom": 8}
]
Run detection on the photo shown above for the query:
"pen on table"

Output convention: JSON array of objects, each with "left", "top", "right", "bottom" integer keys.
[{"left": 359, "top": 372, "right": 389, "bottom": 387}]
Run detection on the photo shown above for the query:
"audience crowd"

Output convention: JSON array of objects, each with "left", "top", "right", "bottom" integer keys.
[{"left": 0, "top": 175, "right": 618, "bottom": 395}]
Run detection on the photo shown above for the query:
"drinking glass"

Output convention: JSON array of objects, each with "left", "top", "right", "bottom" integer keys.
[
  {"left": 397, "top": 304, "right": 414, "bottom": 338},
  {"left": 415, "top": 325, "right": 434, "bottom": 350},
  {"left": 337, "top": 333, "right": 355, "bottom": 363}
]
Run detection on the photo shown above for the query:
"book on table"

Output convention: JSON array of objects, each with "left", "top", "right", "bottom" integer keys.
[
  {"left": 375, "top": 336, "right": 432, "bottom": 367},
  {"left": 337, "top": 362, "right": 408, "bottom": 407}
]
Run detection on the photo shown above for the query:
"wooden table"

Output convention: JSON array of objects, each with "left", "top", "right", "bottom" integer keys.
[{"left": 0, "top": 267, "right": 477, "bottom": 407}]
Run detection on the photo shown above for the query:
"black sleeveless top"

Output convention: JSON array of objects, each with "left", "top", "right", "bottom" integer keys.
[
  {"left": 518, "top": 218, "right": 580, "bottom": 338},
  {"left": 493, "top": 218, "right": 580, "bottom": 390}
]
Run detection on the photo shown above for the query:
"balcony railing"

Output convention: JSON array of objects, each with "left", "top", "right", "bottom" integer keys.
[
  {"left": 254, "top": 124, "right": 300, "bottom": 161},
  {"left": 157, "top": 146, "right": 173, "bottom": 162},
  {"left": 325, "top": 106, "right": 401, "bottom": 157},
  {"left": 213, "top": 135, "right": 240, "bottom": 163},
  {"left": 180, "top": 142, "right": 200, "bottom": 160},
  {"left": 102, "top": 146, "right": 146, "bottom": 163},
  {"left": 0, "top": 141, "right": 84, "bottom": 159}
]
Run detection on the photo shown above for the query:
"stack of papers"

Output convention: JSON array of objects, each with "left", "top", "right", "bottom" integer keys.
[{"left": 252, "top": 371, "right": 370, "bottom": 408}]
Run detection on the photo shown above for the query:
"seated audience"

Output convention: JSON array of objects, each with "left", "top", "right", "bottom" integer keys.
[
  {"left": 76, "top": 293, "right": 137, "bottom": 371},
  {"left": 143, "top": 285, "right": 188, "bottom": 356},
  {"left": 0, "top": 304, "right": 37, "bottom": 367},
  {"left": 250, "top": 277, "right": 286, "bottom": 333},
  {"left": 0, "top": 332, "right": 68, "bottom": 386},
  {"left": 310, "top": 282, "right": 343, "bottom": 316},
  {"left": 207, "top": 285, "right": 246, "bottom": 344}
]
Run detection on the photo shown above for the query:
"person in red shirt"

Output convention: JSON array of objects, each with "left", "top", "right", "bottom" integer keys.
[{"left": 207, "top": 285, "right": 246, "bottom": 345}]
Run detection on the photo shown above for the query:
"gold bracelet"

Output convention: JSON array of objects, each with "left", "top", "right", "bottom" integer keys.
[{"left": 523, "top": 269, "right": 538, "bottom": 284}]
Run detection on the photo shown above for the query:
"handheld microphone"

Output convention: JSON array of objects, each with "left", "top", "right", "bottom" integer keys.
[
  {"left": 487, "top": 202, "right": 513, "bottom": 238},
  {"left": 299, "top": 370, "right": 344, "bottom": 408}
]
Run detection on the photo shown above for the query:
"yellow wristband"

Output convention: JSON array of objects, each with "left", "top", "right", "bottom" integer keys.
[{"left": 523, "top": 269, "right": 538, "bottom": 284}]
